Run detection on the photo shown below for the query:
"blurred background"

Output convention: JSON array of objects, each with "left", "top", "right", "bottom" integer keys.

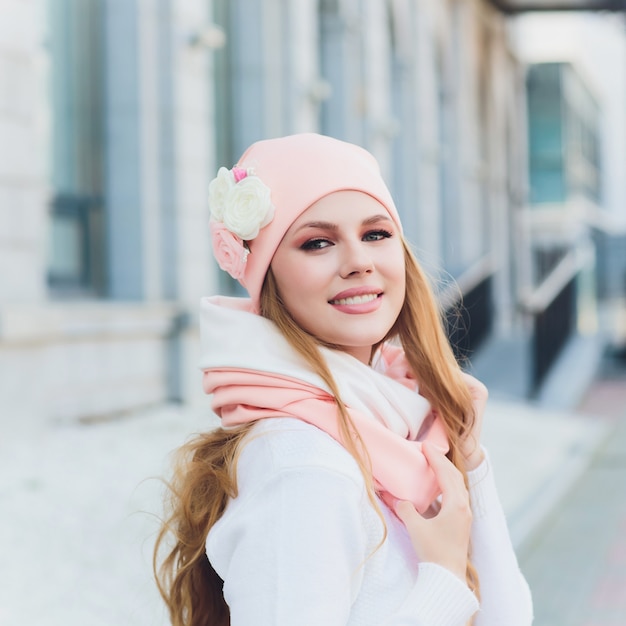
[{"left": 1, "top": 1, "right": 626, "bottom": 625}]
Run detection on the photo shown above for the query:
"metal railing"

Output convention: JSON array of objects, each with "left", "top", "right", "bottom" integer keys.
[
  {"left": 522, "top": 249, "right": 582, "bottom": 392},
  {"left": 531, "top": 276, "right": 577, "bottom": 391},
  {"left": 440, "top": 257, "right": 495, "bottom": 364}
]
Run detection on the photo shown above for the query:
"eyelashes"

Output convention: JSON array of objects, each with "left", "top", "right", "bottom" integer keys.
[
  {"left": 363, "top": 229, "right": 393, "bottom": 242},
  {"left": 300, "top": 238, "right": 332, "bottom": 251},
  {"left": 300, "top": 229, "right": 393, "bottom": 250}
]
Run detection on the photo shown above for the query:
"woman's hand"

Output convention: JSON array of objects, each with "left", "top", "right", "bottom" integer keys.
[
  {"left": 459, "top": 372, "right": 488, "bottom": 471},
  {"left": 394, "top": 442, "right": 472, "bottom": 581}
]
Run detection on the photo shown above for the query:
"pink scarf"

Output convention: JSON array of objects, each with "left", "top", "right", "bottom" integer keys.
[{"left": 200, "top": 296, "right": 449, "bottom": 514}]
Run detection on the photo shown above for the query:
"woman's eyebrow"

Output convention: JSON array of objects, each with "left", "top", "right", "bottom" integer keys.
[
  {"left": 362, "top": 214, "right": 393, "bottom": 226},
  {"left": 295, "top": 215, "right": 393, "bottom": 233},
  {"left": 295, "top": 221, "right": 338, "bottom": 232}
]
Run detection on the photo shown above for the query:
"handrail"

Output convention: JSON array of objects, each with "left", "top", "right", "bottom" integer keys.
[
  {"left": 487, "top": 1, "right": 626, "bottom": 14},
  {"left": 521, "top": 249, "right": 584, "bottom": 314},
  {"left": 438, "top": 256, "right": 494, "bottom": 310}
]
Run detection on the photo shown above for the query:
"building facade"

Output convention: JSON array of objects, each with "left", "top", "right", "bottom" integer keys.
[
  {"left": 0, "top": 0, "right": 529, "bottom": 425},
  {"left": 515, "top": 10, "right": 626, "bottom": 374},
  {"left": 519, "top": 61, "right": 602, "bottom": 390}
]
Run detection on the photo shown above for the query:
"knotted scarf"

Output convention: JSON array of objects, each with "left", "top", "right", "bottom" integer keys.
[{"left": 199, "top": 296, "right": 449, "bottom": 514}]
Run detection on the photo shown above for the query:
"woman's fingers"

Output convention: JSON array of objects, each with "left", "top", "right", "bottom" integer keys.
[
  {"left": 393, "top": 443, "right": 472, "bottom": 580},
  {"left": 422, "top": 441, "right": 467, "bottom": 500},
  {"left": 394, "top": 499, "right": 417, "bottom": 524}
]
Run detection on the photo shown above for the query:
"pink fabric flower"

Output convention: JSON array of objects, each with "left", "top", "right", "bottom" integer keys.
[{"left": 210, "top": 221, "right": 249, "bottom": 280}]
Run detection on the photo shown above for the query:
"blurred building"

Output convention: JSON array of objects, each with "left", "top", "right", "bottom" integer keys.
[
  {"left": 4, "top": 0, "right": 622, "bottom": 426},
  {"left": 512, "top": 9, "right": 626, "bottom": 398},
  {"left": 523, "top": 61, "right": 602, "bottom": 391},
  {"left": 1, "top": 0, "right": 216, "bottom": 425},
  {"left": 211, "top": 0, "right": 529, "bottom": 372}
]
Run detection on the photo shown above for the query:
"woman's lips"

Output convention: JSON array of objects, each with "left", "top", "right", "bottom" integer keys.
[
  {"left": 328, "top": 293, "right": 379, "bottom": 306},
  {"left": 329, "top": 286, "right": 383, "bottom": 303},
  {"left": 328, "top": 293, "right": 383, "bottom": 313}
]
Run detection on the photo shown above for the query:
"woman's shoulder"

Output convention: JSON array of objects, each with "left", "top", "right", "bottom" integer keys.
[{"left": 236, "top": 417, "right": 364, "bottom": 488}]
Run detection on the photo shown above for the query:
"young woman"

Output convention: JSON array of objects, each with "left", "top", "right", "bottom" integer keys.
[{"left": 154, "top": 133, "right": 533, "bottom": 625}]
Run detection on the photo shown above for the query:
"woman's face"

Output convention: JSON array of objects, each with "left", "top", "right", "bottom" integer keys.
[{"left": 270, "top": 190, "right": 406, "bottom": 363}]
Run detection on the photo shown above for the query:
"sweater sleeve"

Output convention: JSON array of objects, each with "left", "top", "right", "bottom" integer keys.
[
  {"left": 468, "top": 451, "right": 534, "bottom": 625},
  {"left": 384, "top": 563, "right": 479, "bottom": 625}
]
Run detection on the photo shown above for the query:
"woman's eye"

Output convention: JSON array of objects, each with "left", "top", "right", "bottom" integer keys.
[
  {"left": 301, "top": 238, "right": 333, "bottom": 250},
  {"left": 363, "top": 229, "right": 392, "bottom": 242}
]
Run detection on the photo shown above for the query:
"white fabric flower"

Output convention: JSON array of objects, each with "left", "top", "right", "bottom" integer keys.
[
  {"left": 222, "top": 176, "right": 274, "bottom": 240},
  {"left": 208, "top": 167, "right": 236, "bottom": 221}
]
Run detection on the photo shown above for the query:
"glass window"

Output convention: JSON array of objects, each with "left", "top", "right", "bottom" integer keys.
[
  {"left": 211, "top": 0, "right": 248, "bottom": 296},
  {"left": 527, "top": 64, "right": 566, "bottom": 204},
  {"left": 46, "top": 0, "right": 105, "bottom": 295},
  {"left": 212, "top": 0, "right": 235, "bottom": 169},
  {"left": 318, "top": 0, "right": 345, "bottom": 138}
]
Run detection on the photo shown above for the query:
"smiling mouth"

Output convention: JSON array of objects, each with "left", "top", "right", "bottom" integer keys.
[{"left": 329, "top": 293, "right": 381, "bottom": 306}]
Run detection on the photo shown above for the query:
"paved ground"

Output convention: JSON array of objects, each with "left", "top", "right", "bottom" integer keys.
[
  {"left": 0, "top": 406, "right": 213, "bottom": 626},
  {"left": 519, "top": 368, "right": 626, "bottom": 626}
]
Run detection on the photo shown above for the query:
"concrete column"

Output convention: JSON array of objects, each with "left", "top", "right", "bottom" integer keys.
[
  {"left": 103, "top": 0, "right": 145, "bottom": 300},
  {"left": 164, "top": 0, "right": 215, "bottom": 304},
  {"left": 137, "top": 0, "right": 165, "bottom": 302},
  {"left": 168, "top": 0, "right": 219, "bottom": 405},
  {"left": 230, "top": 0, "right": 266, "bottom": 156},
  {"left": 362, "top": 0, "right": 393, "bottom": 173},
  {"left": 290, "top": 0, "right": 321, "bottom": 132},
  {"left": 387, "top": 0, "right": 421, "bottom": 243},
  {"left": 414, "top": 0, "right": 443, "bottom": 263},
  {"left": 0, "top": 0, "right": 49, "bottom": 302}
]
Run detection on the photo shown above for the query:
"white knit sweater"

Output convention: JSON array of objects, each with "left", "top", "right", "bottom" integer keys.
[{"left": 206, "top": 418, "right": 533, "bottom": 625}]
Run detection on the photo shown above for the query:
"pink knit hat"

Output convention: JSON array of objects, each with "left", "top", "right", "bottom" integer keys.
[{"left": 208, "top": 133, "right": 401, "bottom": 311}]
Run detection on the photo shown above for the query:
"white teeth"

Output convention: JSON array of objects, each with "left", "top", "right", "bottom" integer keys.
[{"left": 331, "top": 294, "right": 378, "bottom": 305}]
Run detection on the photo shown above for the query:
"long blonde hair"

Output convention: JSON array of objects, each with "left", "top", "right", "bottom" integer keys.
[{"left": 153, "top": 238, "right": 478, "bottom": 625}]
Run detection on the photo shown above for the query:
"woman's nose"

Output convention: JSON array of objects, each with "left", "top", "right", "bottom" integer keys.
[{"left": 339, "top": 241, "right": 374, "bottom": 277}]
